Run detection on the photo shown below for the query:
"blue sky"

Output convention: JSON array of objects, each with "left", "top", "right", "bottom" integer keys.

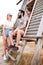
[{"left": 0, "top": 0, "right": 23, "bottom": 25}]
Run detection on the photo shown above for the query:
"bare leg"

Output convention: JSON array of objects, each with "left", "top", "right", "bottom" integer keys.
[
  {"left": 9, "top": 29, "right": 18, "bottom": 45},
  {"left": 7, "top": 37, "right": 11, "bottom": 47},
  {"left": 3, "top": 35, "right": 7, "bottom": 55},
  {"left": 15, "top": 30, "right": 24, "bottom": 47}
]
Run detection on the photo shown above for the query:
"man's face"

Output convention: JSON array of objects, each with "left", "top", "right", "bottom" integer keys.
[
  {"left": 7, "top": 15, "right": 12, "bottom": 21},
  {"left": 18, "top": 11, "right": 23, "bottom": 18},
  {"left": 26, "top": 9, "right": 31, "bottom": 15}
]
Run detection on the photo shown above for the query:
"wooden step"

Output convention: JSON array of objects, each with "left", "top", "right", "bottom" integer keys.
[
  {"left": 30, "top": 20, "right": 41, "bottom": 24},
  {"left": 36, "top": 2, "right": 43, "bottom": 6},
  {"left": 32, "top": 12, "right": 43, "bottom": 17},
  {"left": 22, "top": 37, "right": 37, "bottom": 42},
  {"left": 27, "top": 31, "right": 37, "bottom": 33},
  {"left": 28, "top": 25, "right": 39, "bottom": 29},
  {"left": 27, "top": 28, "right": 38, "bottom": 32},
  {"left": 30, "top": 18, "right": 41, "bottom": 22},
  {"left": 26, "top": 32, "right": 37, "bottom": 35},
  {"left": 37, "top": 0, "right": 43, "bottom": 3},
  {"left": 36, "top": 1, "right": 43, "bottom": 7},
  {"left": 33, "top": 11, "right": 43, "bottom": 16},
  {"left": 24, "top": 35, "right": 36, "bottom": 38},
  {"left": 29, "top": 22, "right": 40, "bottom": 26},
  {"left": 35, "top": 3, "right": 43, "bottom": 8},
  {"left": 29, "top": 23, "right": 40, "bottom": 26},
  {"left": 33, "top": 9, "right": 43, "bottom": 15},
  {"left": 31, "top": 16, "right": 41, "bottom": 21},
  {"left": 31, "top": 14, "right": 42, "bottom": 20},
  {"left": 34, "top": 5, "right": 43, "bottom": 10}
]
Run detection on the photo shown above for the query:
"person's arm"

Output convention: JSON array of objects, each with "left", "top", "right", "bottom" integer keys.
[
  {"left": 19, "top": 22, "right": 26, "bottom": 29},
  {"left": 19, "top": 17, "right": 28, "bottom": 29}
]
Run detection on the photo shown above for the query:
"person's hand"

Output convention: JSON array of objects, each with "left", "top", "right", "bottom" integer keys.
[{"left": 16, "top": 27, "right": 19, "bottom": 30}]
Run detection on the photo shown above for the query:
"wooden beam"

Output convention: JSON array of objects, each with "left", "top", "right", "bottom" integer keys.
[
  {"left": 16, "top": 0, "right": 23, "bottom": 5},
  {"left": 22, "top": 36, "right": 43, "bottom": 41}
]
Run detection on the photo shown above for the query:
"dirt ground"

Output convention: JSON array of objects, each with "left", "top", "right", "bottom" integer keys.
[{"left": 0, "top": 36, "right": 43, "bottom": 65}]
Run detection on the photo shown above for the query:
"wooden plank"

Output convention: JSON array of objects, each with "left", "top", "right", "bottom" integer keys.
[
  {"left": 31, "top": 39, "right": 42, "bottom": 65},
  {"left": 36, "top": 2, "right": 43, "bottom": 7},
  {"left": 33, "top": 11, "right": 43, "bottom": 15},
  {"left": 35, "top": 4, "right": 43, "bottom": 9},
  {"left": 34, "top": 5, "right": 43, "bottom": 11},
  {"left": 27, "top": 29, "right": 38, "bottom": 32},
  {"left": 23, "top": 36, "right": 43, "bottom": 39},
  {"left": 28, "top": 25, "right": 39, "bottom": 29},
  {"left": 31, "top": 16, "right": 41, "bottom": 21},
  {"left": 26, "top": 32, "right": 37, "bottom": 35},
  {"left": 29, "top": 22, "right": 40, "bottom": 26},
  {"left": 27, "top": 31, "right": 37, "bottom": 33},
  {"left": 22, "top": 37, "right": 43, "bottom": 42},
  {"left": 15, "top": 41, "right": 26, "bottom": 65},
  {"left": 30, "top": 18, "right": 41, "bottom": 22},
  {"left": 22, "top": 38, "right": 37, "bottom": 41},
  {"left": 26, "top": 33, "right": 37, "bottom": 35},
  {"left": 32, "top": 12, "right": 43, "bottom": 17},
  {"left": 37, "top": 0, "right": 43, "bottom": 3},
  {"left": 31, "top": 15, "right": 42, "bottom": 20},
  {"left": 29, "top": 23, "right": 40, "bottom": 27},
  {"left": 30, "top": 20, "right": 40, "bottom": 24},
  {"left": 33, "top": 9, "right": 43, "bottom": 15},
  {"left": 30, "top": 20, "right": 41, "bottom": 23},
  {"left": 31, "top": 17, "right": 41, "bottom": 21}
]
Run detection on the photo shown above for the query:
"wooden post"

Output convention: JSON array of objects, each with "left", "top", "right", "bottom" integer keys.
[{"left": 31, "top": 16, "right": 43, "bottom": 65}]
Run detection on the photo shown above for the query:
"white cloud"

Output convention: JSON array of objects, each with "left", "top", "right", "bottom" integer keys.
[{"left": 0, "top": 0, "right": 23, "bottom": 25}]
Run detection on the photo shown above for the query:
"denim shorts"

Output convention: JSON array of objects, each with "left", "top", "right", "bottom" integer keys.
[{"left": 5, "top": 28, "right": 12, "bottom": 37}]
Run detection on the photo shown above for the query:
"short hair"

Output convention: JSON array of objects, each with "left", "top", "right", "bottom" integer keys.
[
  {"left": 19, "top": 9, "right": 25, "bottom": 16},
  {"left": 26, "top": 6, "right": 32, "bottom": 12}
]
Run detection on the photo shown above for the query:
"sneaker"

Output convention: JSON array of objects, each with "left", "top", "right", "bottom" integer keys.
[
  {"left": 2, "top": 54, "right": 7, "bottom": 61},
  {"left": 9, "top": 45, "right": 14, "bottom": 48},
  {"left": 12, "top": 46, "right": 19, "bottom": 51}
]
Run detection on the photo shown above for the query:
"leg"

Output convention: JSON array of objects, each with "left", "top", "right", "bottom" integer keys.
[
  {"left": 9, "top": 29, "right": 18, "bottom": 45},
  {"left": 7, "top": 37, "right": 11, "bottom": 47},
  {"left": 3, "top": 35, "right": 7, "bottom": 55},
  {"left": 15, "top": 30, "right": 24, "bottom": 47}
]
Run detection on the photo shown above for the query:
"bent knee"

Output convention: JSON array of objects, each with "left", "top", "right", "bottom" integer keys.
[{"left": 17, "top": 30, "right": 21, "bottom": 34}]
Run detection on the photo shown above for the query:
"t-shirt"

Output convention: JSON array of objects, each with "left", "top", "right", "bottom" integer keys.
[
  {"left": 24, "top": 14, "right": 29, "bottom": 22},
  {"left": 15, "top": 17, "right": 27, "bottom": 28},
  {"left": 4, "top": 20, "right": 14, "bottom": 29}
]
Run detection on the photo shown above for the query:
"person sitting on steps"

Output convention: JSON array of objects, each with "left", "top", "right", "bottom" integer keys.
[{"left": 9, "top": 6, "right": 32, "bottom": 51}]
